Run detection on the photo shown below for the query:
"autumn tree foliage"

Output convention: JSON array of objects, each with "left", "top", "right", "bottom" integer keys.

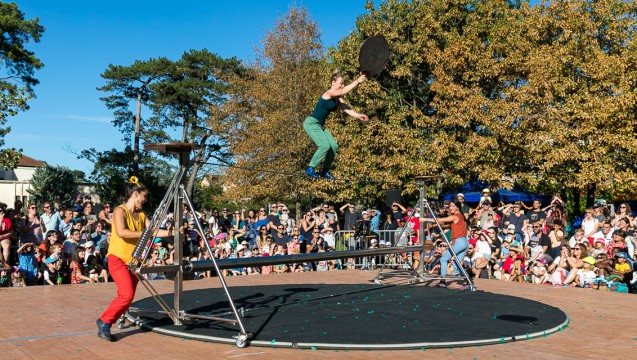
[
  {"left": 218, "top": 6, "right": 327, "bottom": 205},
  {"left": 215, "top": 0, "right": 637, "bottom": 208},
  {"left": 329, "top": 0, "right": 637, "bottom": 203}
]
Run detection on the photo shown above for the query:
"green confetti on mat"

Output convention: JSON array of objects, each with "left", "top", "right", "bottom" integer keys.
[
  {"left": 311, "top": 346, "right": 317, "bottom": 350},
  {"left": 321, "top": 331, "right": 328, "bottom": 335},
  {"left": 500, "top": 337, "right": 505, "bottom": 343},
  {"left": 421, "top": 348, "right": 426, "bottom": 351},
  {"left": 271, "top": 339, "right": 276, "bottom": 343},
  {"left": 367, "top": 310, "right": 375, "bottom": 314}
]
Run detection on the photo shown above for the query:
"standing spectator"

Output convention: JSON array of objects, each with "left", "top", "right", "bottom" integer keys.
[
  {"left": 58, "top": 209, "right": 74, "bottom": 239},
  {"left": 0, "top": 206, "right": 13, "bottom": 266},
  {"left": 340, "top": 203, "right": 360, "bottom": 231},
  {"left": 592, "top": 203, "right": 607, "bottom": 228},
  {"left": 524, "top": 199, "right": 546, "bottom": 229},
  {"left": 242, "top": 209, "right": 258, "bottom": 246},
  {"left": 40, "top": 201, "right": 62, "bottom": 233},
  {"left": 382, "top": 211, "right": 398, "bottom": 246},
  {"left": 456, "top": 194, "right": 470, "bottom": 220},
  {"left": 507, "top": 202, "right": 526, "bottom": 237},
  {"left": 98, "top": 202, "right": 113, "bottom": 226},
  {"left": 300, "top": 210, "right": 317, "bottom": 245},
  {"left": 219, "top": 208, "right": 232, "bottom": 229},
  {"left": 613, "top": 203, "right": 634, "bottom": 227},
  {"left": 267, "top": 204, "right": 281, "bottom": 233},
  {"left": 20, "top": 203, "right": 44, "bottom": 245},
  {"left": 581, "top": 208, "right": 599, "bottom": 240},
  {"left": 368, "top": 206, "right": 381, "bottom": 235},
  {"left": 272, "top": 224, "right": 289, "bottom": 248},
  {"left": 323, "top": 204, "right": 338, "bottom": 230},
  {"left": 208, "top": 208, "right": 220, "bottom": 237},
  {"left": 254, "top": 207, "right": 268, "bottom": 232}
]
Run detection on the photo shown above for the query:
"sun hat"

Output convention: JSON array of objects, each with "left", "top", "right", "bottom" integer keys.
[{"left": 581, "top": 256, "right": 596, "bottom": 265}]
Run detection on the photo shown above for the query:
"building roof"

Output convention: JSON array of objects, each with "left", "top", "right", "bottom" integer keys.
[{"left": 17, "top": 154, "right": 45, "bottom": 167}]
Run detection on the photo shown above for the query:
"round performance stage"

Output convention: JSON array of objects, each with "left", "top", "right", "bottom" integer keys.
[{"left": 128, "top": 280, "right": 568, "bottom": 350}]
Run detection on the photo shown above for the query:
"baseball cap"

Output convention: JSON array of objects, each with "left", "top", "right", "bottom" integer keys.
[
  {"left": 457, "top": 193, "right": 465, "bottom": 199},
  {"left": 45, "top": 257, "right": 57, "bottom": 265},
  {"left": 362, "top": 211, "right": 368, "bottom": 216},
  {"left": 406, "top": 207, "right": 414, "bottom": 212},
  {"left": 84, "top": 241, "right": 95, "bottom": 248}
]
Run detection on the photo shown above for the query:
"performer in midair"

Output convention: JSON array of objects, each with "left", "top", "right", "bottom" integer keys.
[
  {"left": 96, "top": 176, "right": 172, "bottom": 341},
  {"left": 304, "top": 71, "right": 368, "bottom": 179}
]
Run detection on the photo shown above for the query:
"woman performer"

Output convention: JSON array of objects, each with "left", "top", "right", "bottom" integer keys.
[
  {"left": 304, "top": 71, "right": 369, "bottom": 179},
  {"left": 96, "top": 176, "right": 172, "bottom": 341},
  {"left": 420, "top": 199, "right": 469, "bottom": 288}
]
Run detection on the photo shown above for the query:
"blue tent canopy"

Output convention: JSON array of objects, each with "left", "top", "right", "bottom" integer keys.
[{"left": 440, "top": 180, "right": 549, "bottom": 205}]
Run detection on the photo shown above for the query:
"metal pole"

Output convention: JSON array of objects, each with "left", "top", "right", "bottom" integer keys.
[
  {"left": 418, "top": 179, "right": 425, "bottom": 275},
  {"left": 173, "top": 153, "right": 188, "bottom": 325}
]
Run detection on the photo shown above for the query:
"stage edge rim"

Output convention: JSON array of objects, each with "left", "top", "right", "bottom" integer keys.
[{"left": 125, "top": 313, "right": 569, "bottom": 350}]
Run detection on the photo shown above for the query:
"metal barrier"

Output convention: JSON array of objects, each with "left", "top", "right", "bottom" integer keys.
[{"left": 333, "top": 229, "right": 419, "bottom": 269}]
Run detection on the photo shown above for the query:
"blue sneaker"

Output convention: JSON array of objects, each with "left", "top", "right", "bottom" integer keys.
[
  {"left": 320, "top": 171, "right": 336, "bottom": 180},
  {"left": 305, "top": 166, "right": 320, "bottom": 179},
  {"left": 96, "top": 318, "right": 114, "bottom": 342}
]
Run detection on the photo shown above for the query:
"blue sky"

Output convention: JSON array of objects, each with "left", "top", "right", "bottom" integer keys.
[{"left": 8, "top": 1, "right": 373, "bottom": 174}]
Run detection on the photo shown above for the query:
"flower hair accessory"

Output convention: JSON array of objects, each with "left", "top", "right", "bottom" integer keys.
[{"left": 129, "top": 176, "right": 139, "bottom": 185}]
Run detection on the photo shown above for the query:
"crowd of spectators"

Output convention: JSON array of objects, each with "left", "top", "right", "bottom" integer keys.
[{"left": 1, "top": 191, "right": 635, "bottom": 293}]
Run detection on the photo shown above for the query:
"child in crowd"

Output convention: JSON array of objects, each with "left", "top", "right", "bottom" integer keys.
[
  {"left": 575, "top": 256, "right": 597, "bottom": 287},
  {"left": 11, "top": 268, "right": 26, "bottom": 287},
  {"left": 17, "top": 242, "right": 39, "bottom": 285},
  {"left": 530, "top": 258, "right": 549, "bottom": 284},
  {"left": 591, "top": 239, "right": 606, "bottom": 258},
  {"left": 87, "top": 255, "right": 108, "bottom": 282},
  {"left": 43, "top": 257, "right": 63, "bottom": 285}
]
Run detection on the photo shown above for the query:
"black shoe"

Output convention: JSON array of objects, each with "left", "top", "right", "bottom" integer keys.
[
  {"left": 435, "top": 281, "right": 448, "bottom": 288},
  {"left": 96, "top": 318, "right": 114, "bottom": 342}
]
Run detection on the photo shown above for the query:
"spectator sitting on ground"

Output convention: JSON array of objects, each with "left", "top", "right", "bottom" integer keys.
[
  {"left": 69, "top": 246, "right": 95, "bottom": 284},
  {"left": 530, "top": 258, "right": 549, "bottom": 284},
  {"left": 86, "top": 254, "right": 109, "bottom": 282},
  {"left": 575, "top": 256, "right": 597, "bottom": 287},
  {"left": 43, "top": 257, "right": 63, "bottom": 285},
  {"left": 17, "top": 242, "right": 39, "bottom": 285}
]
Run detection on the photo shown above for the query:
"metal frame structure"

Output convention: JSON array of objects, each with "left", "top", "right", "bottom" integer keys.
[
  {"left": 128, "top": 143, "right": 250, "bottom": 347},
  {"left": 373, "top": 176, "right": 476, "bottom": 291}
]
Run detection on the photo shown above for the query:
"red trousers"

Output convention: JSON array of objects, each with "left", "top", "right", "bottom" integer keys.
[{"left": 100, "top": 255, "right": 139, "bottom": 325}]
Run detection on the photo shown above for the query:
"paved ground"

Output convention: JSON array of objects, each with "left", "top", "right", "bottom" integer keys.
[{"left": 0, "top": 270, "right": 633, "bottom": 359}]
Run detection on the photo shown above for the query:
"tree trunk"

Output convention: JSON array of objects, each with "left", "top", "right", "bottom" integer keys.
[
  {"left": 186, "top": 134, "right": 210, "bottom": 195},
  {"left": 586, "top": 183, "right": 596, "bottom": 209},
  {"left": 571, "top": 187, "right": 581, "bottom": 217},
  {"left": 133, "top": 90, "right": 142, "bottom": 175}
]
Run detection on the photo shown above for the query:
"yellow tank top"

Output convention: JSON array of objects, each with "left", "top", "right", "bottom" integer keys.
[{"left": 107, "top": 205, "right": 146, "bottom": 264}]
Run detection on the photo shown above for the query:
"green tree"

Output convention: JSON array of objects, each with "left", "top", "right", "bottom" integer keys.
[
  {"left": 27, "top": 165, "right": 76, "bottom": 206},
  {"left": 0, "top": 3, "right": 44, "bottom": 169},
  {"left": 145, "top": 49, "right": 244, "bottom": 194},
  {"left": 98, "top": 58, "right": 172, "bottom": 174},
  {"left": 79, "top": 146, "right": 174, "bottom": 210}
]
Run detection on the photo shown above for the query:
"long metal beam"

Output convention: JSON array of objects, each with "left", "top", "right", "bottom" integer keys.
[{"left": 139, "top": 245, "right": 425, "bottom": 274}]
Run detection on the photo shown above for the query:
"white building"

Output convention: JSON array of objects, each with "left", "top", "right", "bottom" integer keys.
[
  {"left": 0, "top": 154, "right": 100, "bottom": 210},
  {"left": 0, "top": 154, "right": 44, "bottom": 208}
]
